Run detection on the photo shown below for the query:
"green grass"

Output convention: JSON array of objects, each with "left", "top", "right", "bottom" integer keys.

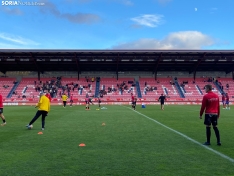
[{"left": 0, "top": 105, "right": 234, "bottom": 176}]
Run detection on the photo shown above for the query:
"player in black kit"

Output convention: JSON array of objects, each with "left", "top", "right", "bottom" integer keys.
[{"left": 158, "top": 94, "right": 166, "bottom": 110}]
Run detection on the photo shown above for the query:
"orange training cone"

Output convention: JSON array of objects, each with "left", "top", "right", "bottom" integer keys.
[
  {"left": 38, "top": 132, "right": 43, "bottom": 134},
  {"left": 79, "top": 143, "right": 86, "bottom": 147}
]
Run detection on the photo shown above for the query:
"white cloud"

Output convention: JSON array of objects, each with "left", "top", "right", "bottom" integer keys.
[
  {"left": 211, "top": 7, "right": 218, "bottom": 10},
  {"left": 112, "top": 31, "right": 215, "bottom": 49},
  {"left": 156, "top": 0, "right": 172, "bottom": 4},
  {"left": 0, "top": 42, "right": 21, "bottom": 49},
  {"left": 210, "top": 7, "right": 218, "bottom": 14},
  {"left": 64, "top": 0, "right": 91, "bottom": 3},
  {"left": 1, "top": 7, "right": 23, "bottom": 15},
  {"left": 0, "top": 42, "right": 36, "bottom": 49},
  {"left": 39, "top": 0, "right": 100, "bottom": 24},
  {"left": 0, "top": 33, "right": 40, "bottom": 46},
  {"left": 131, "top": 14, "right": 164, "bottom": 27},
  {"left": 122, "top": 0, "right": 134, "bottom": 6},
  {"left": 106, "top": 0, "right": 134, "bottom": 6}
]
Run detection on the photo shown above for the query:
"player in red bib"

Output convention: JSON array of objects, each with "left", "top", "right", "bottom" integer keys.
[
  {"left": 200, "top": 84, "right": 221, "bottom": 146},
  {"left": 0, "top": 94, "right": 6, "bottom": 126},
  {"left": 70, "top": 94, "right": 73, "bottom": 107},
  {"left": 131, "top": 93, "right": 135, "bottom": 109},
  {"left": 132, "top": 96, "right": 137, "bottom": 110}
]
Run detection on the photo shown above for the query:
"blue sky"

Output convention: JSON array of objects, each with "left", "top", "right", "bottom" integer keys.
[{"left": 0, "top": 0, "right": 233, "bottom": 49}]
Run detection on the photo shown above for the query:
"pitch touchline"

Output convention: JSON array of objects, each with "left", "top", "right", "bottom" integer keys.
[{"left": 126, "top": 107, "right": 234, "bottom": 163}]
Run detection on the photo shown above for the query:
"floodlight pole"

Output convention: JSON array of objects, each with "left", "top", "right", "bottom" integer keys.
[
  {"left": 30, "top": 53, "right": 40, "bottom": 81},
  {"left": 154, "top": 54, "right": 161, "bottom": 80},
  {"left": 192, "top": 56, "right": 204, "bottom": 80},
  {"left": 38, "top": 71, "right": 40, "bottom": 81},
  {"left": 75, "top": 53, "right": 79, "bottom": 80},
  {"left": 116, "top": 54, "right": 119, "bottom": 80}
]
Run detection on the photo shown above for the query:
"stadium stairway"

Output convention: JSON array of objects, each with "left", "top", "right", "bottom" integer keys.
[
  {"left": 213, "top": 81, "right": 224, "bottom": 94},
  {"left": 164, "top": 87, "right": 168, "bottom": 95},
  {"left": 95, "top": 79, "right": 100, "bottom": 97},
  {"left": 23, "top": 86, "right": 28, "bottom": 93},
  {"left": 7, "top": 81, "right": 20, "bottom": 98},
  {"left": 174, "top": 81, "right": 185, "bottom": 98},
  {"left": 196, "top": 85, "right": 203, "bottom": 95},
  {"left": 135, "top": 81, "right": 142, "bottom": 98},
  {"left": 181, "top": 86, "right": 186, "bottom": 93}
]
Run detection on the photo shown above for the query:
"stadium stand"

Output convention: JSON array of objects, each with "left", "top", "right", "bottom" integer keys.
[
  {"left": 0, "top": 48, "right": 234, "bottom": 104},
  {"left": 1, "top": 76, "right": 233, "bottom": 104},
  {"left": 98, "top": 78, "right": 135, "bottom": 101},
  {"left": 0, "top": 78, "right": 16, "bottom": 99}
]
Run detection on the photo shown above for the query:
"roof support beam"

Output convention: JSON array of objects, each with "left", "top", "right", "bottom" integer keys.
[
  {"left": 38, "top": 71, "right": 41, "bottom": 81},
  {"left": 153, "top": 54, "right": 161, "bottom": 80},
  {"left": 116, "top": 54, "right": 119, "bottom": 80},
  {"left": 75, "top": 53, "right": 80, "bottom": 80},
  {"left": 30, "top": 53, "right": 42, "bottom": 80},
  {"left": 190, "top": 53, "right": 206, "bottom": 80}
]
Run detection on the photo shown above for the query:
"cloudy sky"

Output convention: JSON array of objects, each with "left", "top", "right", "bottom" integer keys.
[{"left": 0, "top": 0, "right": 233, "bottom": 49}]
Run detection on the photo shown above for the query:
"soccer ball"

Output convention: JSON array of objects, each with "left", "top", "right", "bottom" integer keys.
[{"left": 28, "top": 125, "right": 33, "bottom": 130}]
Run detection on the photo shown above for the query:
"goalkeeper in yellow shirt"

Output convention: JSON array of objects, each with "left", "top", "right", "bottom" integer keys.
[
  {"left": 26, "top": 92, "right": 50, "bottom": 130},
  {"left": 61, "top": 93, "right": 68, "bottom": 107}
]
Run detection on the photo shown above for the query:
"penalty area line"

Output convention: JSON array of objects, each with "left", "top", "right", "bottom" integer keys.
[{"left": 124, "top": 106, "right": 234, "bottom": 163}]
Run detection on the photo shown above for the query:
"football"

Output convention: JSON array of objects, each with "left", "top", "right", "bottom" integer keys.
[{"left": 28, "top": 125, "right": 33, "bottom": 130}]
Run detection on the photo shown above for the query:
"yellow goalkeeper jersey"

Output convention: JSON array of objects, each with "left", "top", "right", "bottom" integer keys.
[
  {"left": 36, "top": 95, "right": 50, "bottom": 112},
  {"left": 62, "top": 94, "right": 68, "bottom": 101}
]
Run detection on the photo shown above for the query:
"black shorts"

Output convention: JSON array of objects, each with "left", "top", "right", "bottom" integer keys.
[
  {"left": 204, "top": 114, "right": 218, "bottom": 126},
  {"left": 70, "top": 100, "right": 73, "bottom": 103},
  {"left": 160, "top": 101, "right": 164, "bottom": 105},
  {"left": 85, "top": 101, "right": 89, "bottom": 104},
  {"left": 0, "top": 108, "right": 3, "bottom": 114},
  {"left": 132, "top": 101, "right": 136, "bottom": 105},
  {"left": 98, "top": 101, "right": 101, "bottom": 103}
]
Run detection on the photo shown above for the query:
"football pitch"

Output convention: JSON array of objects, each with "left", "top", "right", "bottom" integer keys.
[{"left": 1, "top": 105, "right": 234, "bottom": 176}]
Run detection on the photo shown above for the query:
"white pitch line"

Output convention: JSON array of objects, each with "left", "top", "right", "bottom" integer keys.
[{"left": 126, "top": 107, "right": 234, "bottom": 163}]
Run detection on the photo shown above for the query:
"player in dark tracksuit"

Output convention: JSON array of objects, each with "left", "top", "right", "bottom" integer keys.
[
  {"left": 98, "top": 97, "right": 101, "bottom": 107},
  {"left": 158, "top": 94, "right": 166, "bottom": 110},
  {"left": 200, "top": 84, "right": 221, "bottom": 146}
]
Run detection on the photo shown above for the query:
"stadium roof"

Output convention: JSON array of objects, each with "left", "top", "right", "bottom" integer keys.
[{"left": 0, "top": 49, "right": 234, "bottom": 75}]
